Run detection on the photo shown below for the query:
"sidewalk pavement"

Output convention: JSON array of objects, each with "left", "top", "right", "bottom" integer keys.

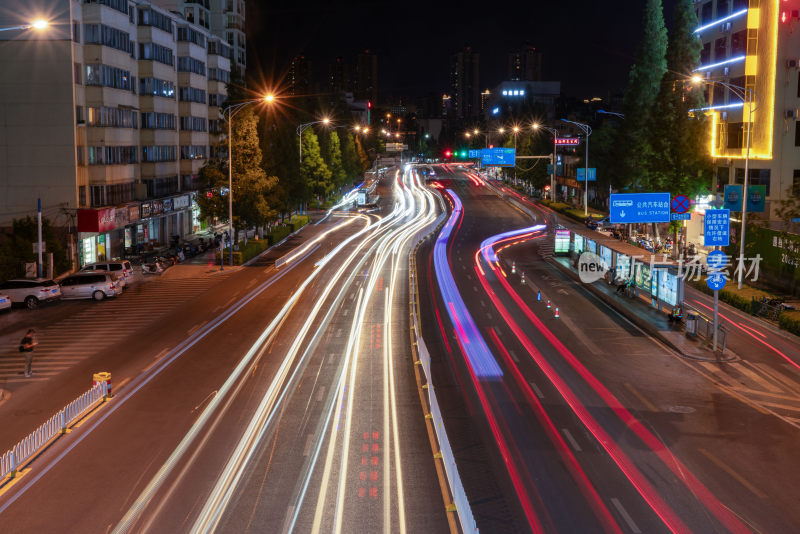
[{"left": 548, "top": 256, "right": 737, "bottom": 362}]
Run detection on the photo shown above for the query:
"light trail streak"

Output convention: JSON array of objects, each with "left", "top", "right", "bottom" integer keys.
[{"left": 277, "top": 215, "right": 361, "bottom": 267}]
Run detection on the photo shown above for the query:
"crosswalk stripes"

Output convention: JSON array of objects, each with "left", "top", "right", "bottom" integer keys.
[{"left": 0, "top": 274, "right": 232, "bottom": 382}]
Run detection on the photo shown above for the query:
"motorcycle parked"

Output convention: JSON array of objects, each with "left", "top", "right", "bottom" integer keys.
[{"left": 142, "top": 259, "right": 165, "bottom": 274}]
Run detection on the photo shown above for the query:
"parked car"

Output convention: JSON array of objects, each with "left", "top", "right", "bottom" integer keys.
[
  {"left": 81, "top": 260, "right": 134, "bottom": 287},
  {"left": 0, "top": 294, "right": 11, "bottom": 312},
  {"left": 59, "top": 272, "right": 121, "bottom": 301},
  {"left": 0, "top": 279, "right": 61, "bottom": 308}
]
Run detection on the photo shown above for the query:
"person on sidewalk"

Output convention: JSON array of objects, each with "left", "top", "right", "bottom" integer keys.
[{"left": 19, "top": 329, "right": 38, "bottom": 377}]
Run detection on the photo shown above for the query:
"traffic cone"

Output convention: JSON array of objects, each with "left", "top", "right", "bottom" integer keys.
[
  {"left": 546, "top": 299, "right": 551, "bottom": 309},
  {"left": 537, "top": 290, "right": 541, "bottom": 301},
  {"left": 511, "top": 261, "right": 516, "bottom": 274},
  {"left": 520, "top": 272, "right": 525, "bottom": 284},
  {"left": 554, "top": 307, "right": 560, "bottom": 318}
]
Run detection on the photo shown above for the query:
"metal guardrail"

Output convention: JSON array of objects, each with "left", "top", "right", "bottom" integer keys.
[
  {"left": 683, "top": 302, "right": 727, "bottom": 353},
  {"left": 409, "top": 211, "right": 479, "bottom": 534},
  {"left": 0, "top": 382, "right": 108, "bottom": 480}
]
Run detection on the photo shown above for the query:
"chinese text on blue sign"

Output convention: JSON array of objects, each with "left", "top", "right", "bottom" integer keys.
[
  {"left": 576, "top": 168, "right": 597, "bottom": 181},
  {"left": 609, "top": 193, "right": 671, "bottom": 223},
  {"left": 480, "top": 147, "right": 516, "bottom": 166},
  {"left": 703, "top": 209, "right": 730, "bottom": 247}
]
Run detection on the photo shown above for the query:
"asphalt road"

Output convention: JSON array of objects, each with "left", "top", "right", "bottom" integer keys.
[
  {"left": 417, "top": 167, "right": 800, "bottom": 533},
  {"left": 0, "top": 169, "right": 449, "bottom": 533}
]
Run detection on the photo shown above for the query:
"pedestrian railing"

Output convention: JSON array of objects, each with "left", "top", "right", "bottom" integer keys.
[
  {"left": 684, "top": 303, "right": 727, "bottom": 353},
  {"left": 410, "top": 214, "right": 479, "bottom": 534},
  {"left": 0, "top": 382, "right": 108, "bottom": 480}
]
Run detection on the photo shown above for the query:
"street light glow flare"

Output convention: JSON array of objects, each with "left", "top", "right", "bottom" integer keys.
[
  {"left": 31, "top": 19, "right": 48, "bottom": 30},
  {"left": 473, "top": 129, "right": 479, "bottom": 135},
  {"left": 513, "top": 126, "right": 520, "bottom": 133},
  {"left": 264, "top": 94, "right": 275, "bottom": 103},
  {"left": 691, "top": 74, "right": 703, "bottom": 84},
  {"left": 322, "top": 117, "right": 330, "bottom": 125},
  {"left": 498, "top": 128, "right": 505, "bottom": 134}
]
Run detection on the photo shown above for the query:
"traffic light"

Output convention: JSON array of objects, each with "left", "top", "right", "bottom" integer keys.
[
  {"left": 459, "top": 150, "right": 467, "bottom": 158},
  {"left": 444, "top": 150, "right": 452, "bottom": 158}
]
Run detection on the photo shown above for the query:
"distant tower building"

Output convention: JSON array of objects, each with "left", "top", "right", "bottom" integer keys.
[
  {"left": 450, "top": 47, "right": 480, "bottom": 120},
  {"left": 329, "top": 57, "right": 350, "bottom": 94},
  {"left": 480, "top": 89, "right": 491, "bottom": 111},
  {"left": 288, "top": 55, "right": 313, "bottom": 96},
  {"left": 508, "top": 46, "right": 542, "bottom": 81},
  {"left": 154, "top": 0, "right": 246, "bottom": 77},
  {"left": 355, "top": 50, "right": 378, "bottom": 104}
]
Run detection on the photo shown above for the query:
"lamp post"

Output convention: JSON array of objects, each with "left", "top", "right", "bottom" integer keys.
[
  {"left": 297, "top": 117, "right": 332, "bottom": 211},
  {"left": 0, "top": 19, "right": 49, "bottom": 32},
  {"left": 512, "top": 126, "right": 520, "bottom": 185},
  {"left": 223, "top": 94, "right": 274, "bottom": 267},
  {"left": 533, "top": 123, "right": 559, "bottom": 201},
  {"left": 561, "top": 119, "right": 592, "bottom": 216},
  {"left": 691, "top": 75, "right": 759, "bottom": 289}
]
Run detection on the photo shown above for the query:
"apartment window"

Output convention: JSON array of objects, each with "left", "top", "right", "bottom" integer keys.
[
  {"left": 87, "top": 146, "right": 138, "bottom": 165},
  {"left": 74, "top": 63, "right": 81, "bottom": 84},
  {"left": 139, "top": 42, "right": 174, "bottom": 66},
  {"left": 177, "top": 26, "right": 205, "bottom": 47},
  {"left": 733, "top": 0, "right": 748, "bottom": 9},
  {"left": 141, "top": 112, "right": 176, "bottom": 129},
  {"left": 795, "top": 121, "right": 800, "bottom": 147},
  {"left": 209, "top": 119, "right": 222, "bottom": 134},
  {"left": 717, "top": 0, "right": 729, "bottom": 16},
  {"left": 199, "top": 9, "right": 209, "bottom": 29},
  {"left": 714, "top": 37, "right": 727, "bottom": 62},
  {"left": 226, "top": 31, "right": 233, "bottom": 45},
  {"left": 90, "top": 183, "right": 135, "bottom": 207},
  {"left": 77, "top": 146, "right": 85, "bottom": 166},
  {"left": 145, "top": 176, "right": 179, "bottom": 198},
  {"left": 735, "top": 168, "right": 771, "bottom": 195},
  {"left": 85, "top": 64, "right": 134, "bottom": 91},
  {"left": 208, "top": 68, "right": 230, "bottom": 83},
  {"left": 139, "top": 77, "right": 175, "bottom": 99},
  {"left": 716, "top": 166, "right": 728, "bottom": 192},
  {"left": 184, "top": 7, "right": 195, "bottom": 24},
  {"left": 177, "top": 56, "right": 205, "bottom": 75},
  {"left": 727, "top": 122, "right": 744, "bottom": 149},
  {"left": 207, "top": 40, "right": 231, "bottom": 58},
  {"left": 179, "top": 86, "right": 206, "bottom": 103},
  {"left": 141, "top": 145, "right": 177, "bottom": 162},
  {"left": 180, "top": 116, "right": 207, "bottom": 131},
  {"left": 79, "top": 185, "right": 87, "bottom": 206},
  {"left": 84, "top": 0, "right": 128, "bottom": 15},
  {"left": 138, "top": 8, "right": 173, "bottom": 34},
  {"left": 72, "top": 21, "right": 80, "bottom": 43},
  {"left": 730, "top": 30, "right": 747, "bottom": 56},
  {"left": 701, "top": 2, "right": 712, "bottom": 23},
  {"left": 238, "top": 49, "right": 245, "bottom": 66},
  {"left": 76, "top": 106, "right": 83, "bottom": 124},
  {"left": 84, "top": 24, "right": 133, "bottom": 55},
  {"left": 180, "top": 145, "right": 207, "bottom": 160},
  {"left": 129, "top": 5, "right": 135, "bottom": 23},
  {"left": 86, "top": 106, "right": 138, "bottom": 128},
  {"left": 700, "top": 42, "right": 711, "bottom": 64},
  {"left": 208, "top": 93, "right": 226, "bottom": 107}
]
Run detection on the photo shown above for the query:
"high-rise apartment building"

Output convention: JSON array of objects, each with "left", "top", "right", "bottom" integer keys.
[
  {"left": 508, "top": 46, "right": 542, "bottom": 82},
  {"left": 329, "top": 56, "right": 350, "bottom": 94},
  {"left": 694, "top": 0, "right": 797, "bottom": 225},
  {"left": 0, "top": 0, "right": 231, "bottom": 266},
  {"left": 450, "top": 47, "right": 480, "bottom": 120},
  {"left": 355, "top": 50, "right": 378, "bottom": 104},
  {"left": 288, "top": 55, "right": 313, "bottom": 96}
]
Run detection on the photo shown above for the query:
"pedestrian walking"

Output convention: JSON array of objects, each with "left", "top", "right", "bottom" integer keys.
[{"left": 19, "top": 329, "right": 37, "bottom": 377}]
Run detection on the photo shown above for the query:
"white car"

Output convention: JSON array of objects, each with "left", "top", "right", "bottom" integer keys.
[
  {"left": 81, "top": 260, "right": 134, "bottom": 288},
  {"left": 0, "top": 294, "right": 10, "bottom": 312},
  {"left": 0, "top": 279, "right": 61, "bottom": 309},
  {"left": 59, "top": 272, "right": 122, "bottom": 301}
]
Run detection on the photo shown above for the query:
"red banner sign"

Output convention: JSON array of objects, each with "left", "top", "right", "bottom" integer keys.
[
  {"left": 78, "top": 208, "right": 116, "bottom": 233},
  {"left": 555, "top": 138, "right": 581, "bottom": 145}
]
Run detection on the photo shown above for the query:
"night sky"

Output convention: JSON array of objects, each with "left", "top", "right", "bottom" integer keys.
[{"left": 247, "top": 0, "right": 680, "bottom": 102}]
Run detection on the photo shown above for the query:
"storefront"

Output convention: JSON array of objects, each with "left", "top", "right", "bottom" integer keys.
[{"left": 77, "top": 207, "right": 117, "bottom": 266}]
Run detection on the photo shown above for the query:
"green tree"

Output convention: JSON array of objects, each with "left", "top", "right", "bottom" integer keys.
[
  {"left": 355, "top": 135, "right": 371, "bottom": 172},
  {"left": 648, "top": 0, "right": 711, "bottom": 196},
  {"left": 0, "top": 217, "right": 69, "bottom": 282},
  {"left": 325, "top": 130, "right": 347, "bottom": 188},
  {"left": 300, "top": 129, "right": 332, "bottom": 205},
  {"left": 614, "top": 0, "right": 668, "bottom": 190},
  {"left": 341, "top": 132, "right": 361, "bottom": 181}
]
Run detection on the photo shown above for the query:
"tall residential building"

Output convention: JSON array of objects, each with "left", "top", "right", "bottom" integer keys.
[
  {"left": 693, "top": 0, "right": 797, "bottom": 226},
  {"left": 355, "top": 50, "right": 378, "bottom": 104},
  {"left": 508, "top": 46, "right": 542, "bottom": 81},
  {"left": 288, "top": 55, "right": 313, "bottom": 96},
  {"left": 154, "top": 0, "right": 245, "bottom": 76},
  {"left": 450, "top": 47, "right": 480, "bottom": 120},
  {"left": 329, "top": 56, "right": 350, "bottom": 94},
  {"left": 0, "top": 0, "right": 231, "bottom": 266}
]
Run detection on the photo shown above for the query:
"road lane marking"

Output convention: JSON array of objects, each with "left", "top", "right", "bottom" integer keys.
[
  {"left": 610, "top": 498, "right": 641, "bottom": 533},
  {"left": 698, "top": 448, "right": 767, "bottom": 498},
  {"left": 529, "top": 382, "right": 544, "bottom": 399},
  {"left": 480, "top": 300, "right": 487, "bottom": 308},
  {"left": 303, "top": 434, "right": 314, "bottom": 456},
  {"left": 187, "top": 320, "right": 209, "bottom": 336},
  {"left": 624, "top": 383, "right": 659, "bottom": 412},
  {"left": 317, "top": 386, "right": 326, "bottom": 402},
  {"left": 281, "top": 506, "right": 296, "bottom": 534},
  {"left": 738, "top": 361, "right": 783, "bottom": 393},
  {"left": 561, "top": 428, "right": 582, "bottom": 452},
  {"left": 509, "top": 349, "right": 519, "bottom": 363},
  {"left": 142, "top": 348, "right": 170, "bottom": 373}
]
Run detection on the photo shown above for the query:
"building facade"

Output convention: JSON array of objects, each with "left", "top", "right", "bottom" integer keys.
[
  {"left": 694, "top": 0, "right": 798, "bottom": 226},
  {"left": 355, "top": 50, "right": 378, "bottom": 104},
  {"left": 450, "top": 47, "right": 480, "bottom": 121},
  {"left": 508, "top": 46, "right": 542, "bottom": 82},
  {"left": 288, "top": 54, "right": 312, "bottom": 96},
  {"left": 0, "top": 0, "right": 231, "bottom": 266}
]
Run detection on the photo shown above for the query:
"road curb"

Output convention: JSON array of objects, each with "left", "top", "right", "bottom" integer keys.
[{"left": 545, "top": 256, "right": 738, "bottom": 363}]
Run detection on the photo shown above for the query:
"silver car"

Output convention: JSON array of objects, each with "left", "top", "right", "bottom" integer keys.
[
  {"left": 0, "top": 279, "right": 61, "bottom": 308},
  {"left": 81, "top": 260, "right": 134, "bottom": 287},
  {"left": 59, "top": 273, "right": 121, "bottom": 301}
]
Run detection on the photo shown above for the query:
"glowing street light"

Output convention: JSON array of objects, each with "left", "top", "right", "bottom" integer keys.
[
  {"left": 31, "top": 19, "right": 48, "bottom": 30},
  {"left": 0, "top": 18, "right": 50, "bottom": 32}
]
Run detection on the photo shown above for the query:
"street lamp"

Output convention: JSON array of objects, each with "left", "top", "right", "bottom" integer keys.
[
  {"left": 561, "top": 118, "right": 592, "bottom": 216},
  {"left": 512, "top": 126, "right": 520, "bottom": 185},
  {"left": 597, "top": 109, "right": 625, "bottom": 119},
  {"left": 0, "top": 19, "right": 49, "bottom": 32},
  {"left": 691, "top": 74, "right": 759, "bottom": 290},
  {"left": 223, "top": 94, "right": 276, "bottom": 267},
  {"left": 297, "top": 117, "right": 331, "bottom": 164},
  {"left": 533, "top": 122, "right": 559, "bottom": 201}
]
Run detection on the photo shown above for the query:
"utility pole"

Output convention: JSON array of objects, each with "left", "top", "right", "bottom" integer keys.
[{"left": 37, "top": 198, "right": 43, "bottom": 278}]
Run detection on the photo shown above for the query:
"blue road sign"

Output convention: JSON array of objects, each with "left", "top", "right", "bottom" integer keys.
[
  {"left": 609, "top": 193, "right": 671, "bottom": 224},
  {"left": 706, "top": 271, "right": 727, "bottom": 291},
  {"left": 576, "top": 168, "right": 597, "bottom": 181},
  {"left": 671, "top": 194, "right": 690, "bottom": 214},
  {"left": 481, "top": 147, "right": 516, "bottom": 166},
  {"left": 671, "top": 212, "right": 691, "bottom": 221},
  {"left": 707, "top": 250, "right": 727, "bottom": 269},
  {"left": 547, "top": 164, "right": 554, "bottom": 174},
  {"left": 703, "top": 209, "right": 730, "bottom": 247},
  {"left": 468, "top": 149, "right": 481, "bottom": 158}
]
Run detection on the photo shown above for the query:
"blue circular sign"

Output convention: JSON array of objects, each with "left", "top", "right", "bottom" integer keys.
[
  {"left": 671, "top": 195, "right": 691, "bottom": 214},
  {"left": 707, "top": 250, "right": 727, "bottom": 270},
  {"left": 706, "top": 272, "right": 727, "bottom": 291}
]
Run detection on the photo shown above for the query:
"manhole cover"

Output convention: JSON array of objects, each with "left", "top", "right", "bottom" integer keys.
[{"left": 667, "top": 405, "right": 696, "bottom": 414}]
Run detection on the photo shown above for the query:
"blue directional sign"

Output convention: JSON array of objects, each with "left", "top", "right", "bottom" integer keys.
[
  {"left": 609, "top": 193, "right": 671, "bottom": 224},
  {"left": 707, "top": 250, "right": 727, "bottom": 270},
  {"left": 481, "top": 147, "right": 516, "bottom": 166},
  {"left": 671, "top": 212, "right": 691, "bottom": 221},
  {"left": 468, "top": 149, "right": 481, "bottom": 158},
  {"left": 547, "top": 164, "right": 554, "bottom": 174},
  {"left": 576, "top": 168, "right": 597, "bottom": 181},
  {"left": 703, "top": 209, "right": 730, "bottom": 247},
  {"left": 706, "top": 271, "right": 727, "bottom": 291}
]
